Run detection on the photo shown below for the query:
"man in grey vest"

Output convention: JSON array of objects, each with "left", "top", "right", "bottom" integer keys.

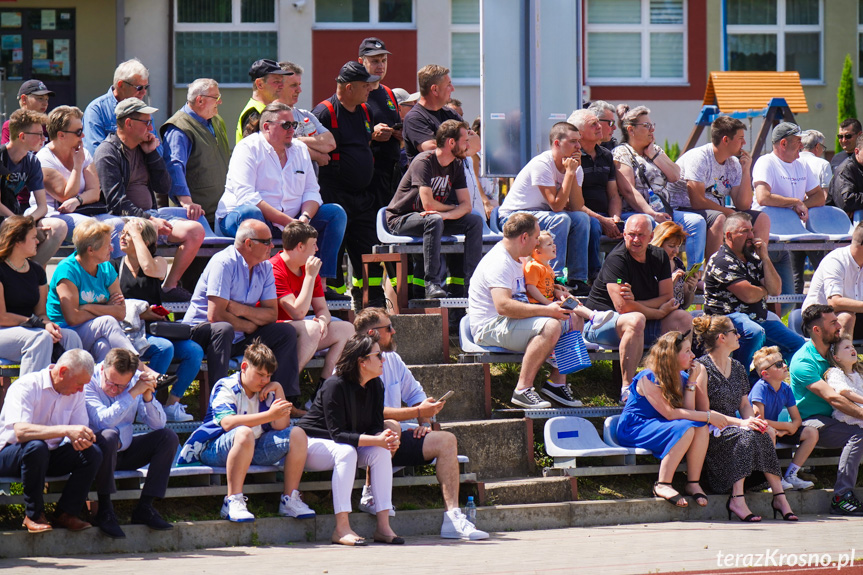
[{"left": 161, "top": 78, "right": 230, "bottom": 227}]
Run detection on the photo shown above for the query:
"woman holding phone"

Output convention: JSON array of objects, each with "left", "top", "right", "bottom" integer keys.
[{"left": 651, "top": 221, "right": 698, "bottom": 309}]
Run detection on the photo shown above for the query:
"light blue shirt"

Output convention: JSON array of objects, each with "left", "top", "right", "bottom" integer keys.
[
  {"left": 83, "top": 86, "right": 163, "bottom": 156},
  {"left": 162, "top": 104, "right": 215, "bottom": 201},
  {"left": 84, "top": 362, "right": 166, "bottom": 452},
  {"left": 182, "top": 245, "right": 277, "bottom": 342},
  {"left": 47, "top": 252, "right": 118, "bottom": 328},
  {"left": 381, "top": 351, "right": 427, "bottom": 430}
]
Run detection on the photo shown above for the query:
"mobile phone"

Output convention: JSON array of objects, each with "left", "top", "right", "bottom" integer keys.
[
  {"left": 391, "top": 122, "right": 403, "bottom": 130},
  {"left": 560, "top": 297, "right": 579, "bottom": 310},
  {"left": 616, "top": 221, "right": 625, "bottom": 232},
  {"left": 438, "top": 390, "right": 455, "bottom": 402},
  {"left": 151, "top": 305, "right": 170, "bottom": 317},
  {"left": 684, "top": 262, "right": 703, "bottom": 281}
]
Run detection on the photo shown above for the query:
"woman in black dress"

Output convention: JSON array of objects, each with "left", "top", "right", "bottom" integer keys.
[
  {"left": 298, "top": 333, "right": 402, "bottom": 546},
  {"left": 692, "top": 314, "right": 797, "bottom": 522}
]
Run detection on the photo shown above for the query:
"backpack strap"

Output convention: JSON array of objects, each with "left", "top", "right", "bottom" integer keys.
[{"left": 319, "top": 99, "right": 340, "bottom": 161}]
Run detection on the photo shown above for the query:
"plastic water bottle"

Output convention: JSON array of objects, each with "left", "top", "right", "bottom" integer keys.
[
  {"left": 648, "top": 191, "right": 665, "bottom": 214},
  {"left": 303, "top": 116, "right": 317, "bottom": 137},
  {"left": 465, "top": 496, "right": 477, "bottom": 523}
]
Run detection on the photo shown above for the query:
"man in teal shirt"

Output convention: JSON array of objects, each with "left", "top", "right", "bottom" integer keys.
[{"left": 790, "top": 304, "right": 863, "bottom": 515}]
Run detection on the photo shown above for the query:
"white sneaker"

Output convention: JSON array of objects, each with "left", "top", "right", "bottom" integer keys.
[
  {"left": 785, "top": 473, "right": 815, "bottom": 490},
  {"left": 279, "top": 490, "right": 316, "bottom": 519},
  {"left": 164, "top": 403, "right": 194, "bottom": 422},
  {"left": 780, "top": 478, "right": 794, "bottom": 492},
  {"left": 589, "top": 310, "right": 615, "bottom": 330},
  {"left": 441, "top": 508, "right": 489, "bottom": 540},
  {"left": 221, "top": 494, "right": 255, "bottom": 522},
  {"left": 358, "top": 494, "right": 395, "bottom": 516}
]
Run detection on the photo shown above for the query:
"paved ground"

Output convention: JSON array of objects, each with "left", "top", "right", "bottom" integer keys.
[{"left": 4, "top": 515, "right": 863, "bottom": 575}]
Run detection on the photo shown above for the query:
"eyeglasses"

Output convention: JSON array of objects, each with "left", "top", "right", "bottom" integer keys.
[
  {"left": 249, "top": 237, "right": 273, "bottom": 246},
  {"left": 365, "top": 351, "right": 383, "bottom": 360},
  {"left": 59, "top": 128, "right": 84, "bottom": 137},
  {"left": 634, "top": 122, "right": 656, "bottom": 130},
  {"left": 839, "top": 133, "right": 858, "bottom": 140},
  {"left": 724, "top": 328, "right": 739, "bottom": 336},
  {"left": 103, "top": 371, "right": 129, "bottom": 392},
  {"left": 200, "top": 94, "right": 222, "bottom": 102},
  {"left": 370, "top": 324, "right": 394, "bottom": 333},
  {"left": 129, "top": 117, "right": 153, "bottom": 128},
  {"left": 280, "top": 121, "right": 299, "bottom": 131},
  {"left": 598, "top": 119, "right": 616, "bottom": 127},
  {"left": 122, "top": 80, "right": 150, "bottom": 92},
  {"left": 20, "top": 131, "right": 43, "bottom": 138}
]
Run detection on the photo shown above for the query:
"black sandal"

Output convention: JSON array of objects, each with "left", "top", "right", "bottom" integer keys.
[
  {"left": 726, "top": 494, "right": 761, "bottom": 522},
  {"left": 685, "top": 480, "right": 708, "bottom": 507},
  {"left": 653, "top": 482, "right": 687, "bottom": 508},
  {"left": 772, "top": 492, "right": 798, "bottom": 522}
]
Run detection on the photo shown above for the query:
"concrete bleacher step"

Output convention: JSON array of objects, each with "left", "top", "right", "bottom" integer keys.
[
  {"left": 439, "top": 419, "right": 533, "bottom": 480},
  {"left": 481, "top": 476, "right": 577, "bottom": 506},
  {"left": 406, "top": 363, "right": 488, "bottom": 421},
  {"left": 391, "top": 313, "right": 445, "bottom": 365}
]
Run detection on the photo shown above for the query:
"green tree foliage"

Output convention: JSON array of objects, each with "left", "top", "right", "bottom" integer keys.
[{"left": 837, "top": 54, "right": 857, "bottom": 153}]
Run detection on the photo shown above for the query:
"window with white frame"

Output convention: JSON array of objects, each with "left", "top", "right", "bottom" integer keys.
[
  {"left": 858, "top": 0, "right": 863, "bottom": 80},
  {"left": 451, "top": 0, "right": 480, "bottom": 83},
  {"left": 725, "top": 0, "right": 822, "bottom": 82},
  {"left": 174, "top": 0, "right": 277, "bottom": 86},
  {"left": 315, "top": 0, "right": 413, "bottom": 26},
  {"left": 585, "top": 0, "right": 686, "bottom": 85}
]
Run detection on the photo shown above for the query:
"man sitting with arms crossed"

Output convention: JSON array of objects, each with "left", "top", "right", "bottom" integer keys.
[
  {"left": 790, "top": 305, "right": 863, "bottom": 515},
  {"left": 468, "top": 212, "right": 576, "bottom": 409},
  {"left": 179, "top": 340, "right": 315, "bottom": 523},
  {"left": 386, "top": 119, "right": 483, "bottom": 299},
  {"left": 0, "top": 349, "right": 101, "bottom": 533},
  {"left": 85, "top": 348, "right": 178, "bottom": 539},
  {"left": 353, "top": 307, "right": 489, "bottom": 540},
  {"left": 584, "top": 214, "right": 693, "bottom": 401}
]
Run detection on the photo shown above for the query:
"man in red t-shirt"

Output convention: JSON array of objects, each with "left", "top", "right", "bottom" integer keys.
[{"left": 268, "top": 222, "right": 354, "bottom": 385}]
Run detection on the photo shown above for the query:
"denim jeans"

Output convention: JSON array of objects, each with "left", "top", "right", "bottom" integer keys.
[
  {"left": 50, "top": 212, "right": 125, "bottom": 258},
  {"left": 499, "top": 209, "right": 590, "bottom": 281},
  {"left": 587, "top": 216, "right": 604, "bottom": 279},
  {"left": 218, "top": 203, "right": 347, "bottom": 279},
  {"left": 200, "top": 425, "right": 294, "bottom": 467},
  {"left": 727, "top": 311, "right": 806, "bottom": 379},
  {"left": 389, "top": 211, "right": 483, "bottom": 285},
  {"left": 622, "top": 210, "right": 706, "bottom": 268},
  {"left": 140, "top": 336, "right": 205, "bottom": 398}
]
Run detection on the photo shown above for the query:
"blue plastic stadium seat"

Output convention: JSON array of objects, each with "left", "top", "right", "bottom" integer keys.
[
  {"left": 157, "top": 206, "right": 233, "bottom": 244},
  {"left": 788, "top": 308, "right": 804, "bottom": 337},
  {"left": 758, "top": 206, "right": 829, "bottom": 243},
  {"left": 806, "top": 206, "right": 853, "bottom": 240},
  {"left": 489, "top": 206, "right": 502, "bottom": 234}
]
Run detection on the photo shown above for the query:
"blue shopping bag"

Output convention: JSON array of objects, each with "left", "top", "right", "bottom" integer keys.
[{"left": 553, "top": 329, "right": 592, "bottom": 374}]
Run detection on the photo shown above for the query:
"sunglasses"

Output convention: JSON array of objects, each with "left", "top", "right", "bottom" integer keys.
[
  {"left": 723, "top": 328, "right": 739, "bottom": 336},
  {"left": 280, "top": 121, "right": 299, "bottom": 131},
  {"left": 598, "top": 119, "right": 616, "bottom": 127},
  {"left": 122, "top": 80, "right": 150, "bottom": 92},
  {"left": 365, "top": 351, "right": 382, "bottom": 360},
  {"left": 249, "top": 237, "right": 273, "bottom": 246},
  {"left": 60, "top": 128, "right": 84, "bottom": 137},
  {"left": 370, "top": 323, "right": 394, "bottom": 333},
  {"left": 771, "top": 359, "right": 787, "bottom": 369},
  {"left": 839, "top": 133, "right": 858, "bottom": 140}
]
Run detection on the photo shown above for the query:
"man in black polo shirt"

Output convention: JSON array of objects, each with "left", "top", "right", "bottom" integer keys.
[
  {"left": 584, "top": 214, "right": 692, "bottom": 400},
  {"left": 313, "top": 61, "right": 384, "bottom": 307},
  {"left": 567, "top": 108, "right": 622, "bottom": 279},
  {"left": 358, "top": 37, "right": 401, "bottom": 208}
]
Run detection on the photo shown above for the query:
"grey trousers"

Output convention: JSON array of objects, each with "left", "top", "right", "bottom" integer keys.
[
  {"left": 805, "top": 415, "right": 863, "bottom": 496},
  {"left": 70, "top": 315, "right": 137, "bottom": 362},
  {"left": 0, "top": 326, "right": 82, "bottom": 375}
]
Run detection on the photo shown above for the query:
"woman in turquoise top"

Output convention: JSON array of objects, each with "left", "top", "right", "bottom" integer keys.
[
  {"left": 47, "top": 219, "right": 157, "bottom": 372},
  {"left": 617, "top": 331, "right": 727, "bottom": 508}
]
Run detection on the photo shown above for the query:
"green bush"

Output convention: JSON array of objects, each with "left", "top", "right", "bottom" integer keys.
[{"left": 837, "top": 54, "right": 857, "bottom": 152}]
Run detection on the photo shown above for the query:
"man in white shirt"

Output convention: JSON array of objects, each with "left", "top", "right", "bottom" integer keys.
[
  {"left": 753, "top": 122, "right": 827, "bottom": 298},
  {"left": 216, "top": 102, "right": 347, "bottom": 289},
  {"left": 498, "top": 122, "right": 591, "bottom": 296},
  {"left": 353, "top": 307, "right": 488, "bottom": 540},
  {"left": 799, "top": 130, "right": 833, "bottom": 194},
  {"left": 86, "top": 349, "right": 178, "bottom": 539},
  {"left": 0, "top": 349, "right": 100, "bottom": 533},
  {"left": 468, "top": 212, "right": 575, "bottom": 409},
  {"left": 803, "top": 223, "right": 863, "bottom": 338}
]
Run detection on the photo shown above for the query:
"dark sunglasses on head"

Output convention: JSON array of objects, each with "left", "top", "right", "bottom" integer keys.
[{"left": 59, "top": 128, "right": 84, "bottom": 137}]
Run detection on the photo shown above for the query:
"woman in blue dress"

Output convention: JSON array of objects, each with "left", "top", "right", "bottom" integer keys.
[{"left": 617, "top": 330, "right": 728, "bottom": 507}]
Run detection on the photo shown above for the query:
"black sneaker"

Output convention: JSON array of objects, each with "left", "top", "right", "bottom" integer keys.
[
  {"left": 425, "top": 283, "right": 447, "bottom": 299},
  {"left": 830, "top": 491, "right": 863, "bottom": 516},
  {"left": 161, "top": 285, "right": 192, "bottom": 302},
  {"left": 94, "top": 509, "right": 126, "bottom": 539},
  {"left": 539, "top": 383, "right": 583, "bottom": 407},
  {"left": 131, "top": 504, "right": 173, "bottom": 531},
  {"left": 565, "top": 280, "right": 591, "bottom": 297},
  {"left": 511, "top": 387, "right": 552, "bottom": 409},
  {"left": 324, "top": 286, "right": 351, "bottom": 301}
]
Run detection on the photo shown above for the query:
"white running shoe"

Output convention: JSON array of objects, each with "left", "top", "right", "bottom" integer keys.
[
  {"left": 164, "top": 403, "right": 194, "bottom": 422},
  {"left": 589, "top": 310, "right": 615, "bottom": 330},
  {"left": 780, "top": 478, "right": 794, "bottom": 492},
  {"left": 785, "top": 473, "right": 815, "bottom": 490},
  {"left": 279, "top": 490, "right": 316, "bottom": 519},
  {"left": 440, "top": 508, "right": 489, "bottom": 540},
  {"left": 221, "top": 494, "right": 255, "bottom": 522}
]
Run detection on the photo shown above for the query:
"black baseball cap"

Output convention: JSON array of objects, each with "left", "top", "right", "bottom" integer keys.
[
  {"left": 18, "top": 79, "right": 54, "bottom": 98},
  {"left": 358, "top": 37, "right": 391, "bottom": 57},
  {"left": 336, "top": 61, "right": 380, "bottom": 84},
  {"left": 249, "top": 59, "right": 293, "bottom": 80}
]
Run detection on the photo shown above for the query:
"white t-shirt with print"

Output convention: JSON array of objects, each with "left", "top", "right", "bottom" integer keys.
[
  {"left": 665, "top": 143, "right": 742, "bottom": 209},
  {"left": 751, "top": 152, "right": 819, "bottom": 209}
]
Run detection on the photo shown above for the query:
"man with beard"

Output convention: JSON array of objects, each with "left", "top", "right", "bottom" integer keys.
[
  {"left": 790, "top": 304, "right": 863, "bottom": 515},
  {"left": 386, "top": 120, "right": 482, "bottom": 298},
  {"left": 352, "top": 307, "right": 488, "bottom": 540},
  {"left": 704, "top": 212, "right": 804, "bottom": 375}
]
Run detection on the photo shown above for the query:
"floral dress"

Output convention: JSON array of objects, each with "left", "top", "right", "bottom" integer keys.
[{"left": 700, "top": 354, "right": 781, "bottom": 493}]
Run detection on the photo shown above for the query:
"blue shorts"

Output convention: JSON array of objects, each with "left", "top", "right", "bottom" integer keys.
[
  {"left": 583, "top": 312, "right": 662, "bottom": 347},
  {"left": 200, "top": 425, "right": 294, "bottom": 467}
]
